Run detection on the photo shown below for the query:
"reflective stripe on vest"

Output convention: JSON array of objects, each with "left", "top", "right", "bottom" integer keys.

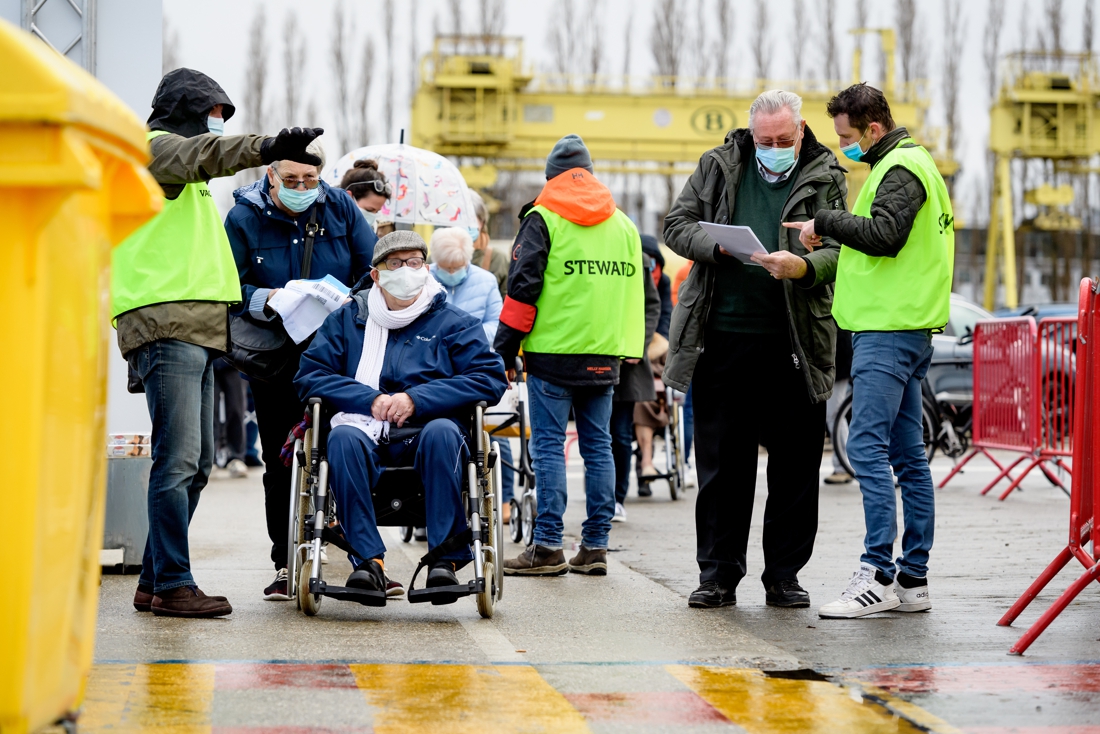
[
  {"left": 110, "top": 130, "right": 242, "bottom": 320},
  {"left": 832, "top": 140, "right": 954, "bottom": 332},
  {"left": 522, "top": 205, "right": 645, "bottom": 358}
]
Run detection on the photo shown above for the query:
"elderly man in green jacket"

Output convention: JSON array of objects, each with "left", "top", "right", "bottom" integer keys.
[{"left": 663, "top": 89, "right": 848, "bottom": 611}]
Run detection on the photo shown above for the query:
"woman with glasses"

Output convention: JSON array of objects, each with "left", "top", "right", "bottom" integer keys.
[
  {"left": 225, "top": 139, "right": 378, "bottom": 603},
  {"left": 340, "top": 159, "right": 395, "bottom": 236}
]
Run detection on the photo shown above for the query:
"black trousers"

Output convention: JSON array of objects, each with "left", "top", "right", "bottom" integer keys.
[
  {"left": 693, "top": 331, "right": 825, "bottom": 588},
  {"left": 610, "top": 400, "right": 636, "bottom": 504},
  {"left": 251, "top": 372, "right": 306, "bottom": 570},
  {"left": 213, "top": 359, "right": 247, "bottom": 464}
]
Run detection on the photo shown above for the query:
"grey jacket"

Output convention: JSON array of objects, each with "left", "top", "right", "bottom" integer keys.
[{"left": 662, "top": 125, "right": 848, "bottom": 403}]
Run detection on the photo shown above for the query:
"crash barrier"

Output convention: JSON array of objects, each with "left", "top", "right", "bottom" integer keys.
[
  {"left": 0, "top": 19, "right": 162, "bottom": 733},
  {"left": 938, "top": 316, "right": 1075, "bottom": 499},
  {"left": 999, "top": 278, "right": 1100, "bottom": 654}
]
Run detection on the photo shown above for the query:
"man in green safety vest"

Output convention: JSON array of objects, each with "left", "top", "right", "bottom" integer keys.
[
  {"left": 496, "top": 135, "right": 645, "bottom": 578},
  {"left": 112, "top": 68, "right": 323, "bottom": 619},
  {"left": 785, "top": 83, "right": 954, "bottom": 620}
]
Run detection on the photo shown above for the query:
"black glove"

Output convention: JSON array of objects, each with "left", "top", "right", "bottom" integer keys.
[{"left": 260, "top": 127, "right": 325, "bottom": 165}]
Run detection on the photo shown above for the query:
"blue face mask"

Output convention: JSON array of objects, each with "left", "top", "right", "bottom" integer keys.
[
  {"left": 755, "top": 144, "right": 797, "bottom": 175},
  {"left": 277, "top": 179, "right": 320, "bottom": 213},
  {"left": 361, "top": 209, "right": 378, "bottom": 228},
  {"left": 435, "top": 265, "right": 468, "bottom": 288},
  {"left": 841, "top": 129, "right": 870, "bottom": 162},
  {"left": 467, "top": 226, "right": 481, "bottom": 242},
  {"left": 207, "top": 116, "right": 225, "bottom": 136}
]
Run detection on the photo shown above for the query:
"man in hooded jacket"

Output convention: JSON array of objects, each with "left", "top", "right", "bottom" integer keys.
[
  {"left": 496, "top": 135, "right": 645, "bottom": 578},
  {"left": 112, "top": 68, "right": 323, "bottom": 618}
]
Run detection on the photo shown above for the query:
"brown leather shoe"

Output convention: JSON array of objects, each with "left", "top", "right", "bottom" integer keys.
[
  {"left": 151, "top": 586, "right": 233, "bottom": 618},
  {"left": 503, "top": 544, "right": 568, "bottom": 576},
  {"left": 568, "top": 546, "right": 607, "bottom": 576},
  {"left": 133, "top": 585, "right": 154, "bottom": 612}
]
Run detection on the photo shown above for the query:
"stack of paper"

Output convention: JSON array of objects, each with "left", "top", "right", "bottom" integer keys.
[{"left": 268, "top": 275, "right": 352, "bottom": 343}]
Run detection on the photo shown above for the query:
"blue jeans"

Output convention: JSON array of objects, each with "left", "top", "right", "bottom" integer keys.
[
  {"left": 326, "top": 420, "right": 472, "bottom": 566},
  {"left": 496, "top": 438, "right": 515, "bottom": 503},
  {"left": 848, "top": 331, "right": 936, "bottom": 579},
  {"left": 128, "top": 339, "right": 216, "bottom": 594},
  {"left": 527, "top": 375, "right": 615, "bottom": 549}
]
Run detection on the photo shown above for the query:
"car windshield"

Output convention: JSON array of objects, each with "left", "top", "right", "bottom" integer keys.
[{"left": 946, "top": 300, "right": 993, "bottom": 338}]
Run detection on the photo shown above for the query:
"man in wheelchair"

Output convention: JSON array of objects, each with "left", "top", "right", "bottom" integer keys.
[{"left": 295, "top": 231, "right": 508, "bottom": 596}]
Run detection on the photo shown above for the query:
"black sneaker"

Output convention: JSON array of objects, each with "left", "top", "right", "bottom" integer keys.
[
  {"left": 427, "top": 561, "right": 460, "bottom": 587},
  {"left": 765, "top": 579, "right": 811, "bottom": 608},
  {"left": 263, "top": 568, "right": 289, "bottom": 600},
  {"left": 503, "top": 544, "right": 568, "bottom": 576},
  {"left": 688, "top": 581, "right": 736, "bottom": 608},
  {"left": 568, "top": 546, "right": 607, "bottom": 575},
  {"left": 346, "top": 560, "right": 385, "bottom": 593}
]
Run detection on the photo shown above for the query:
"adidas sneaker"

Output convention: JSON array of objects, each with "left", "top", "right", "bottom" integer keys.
[
  {"left": 895, "top": 572, "right": 931, "bottom": 612},
  {"left": 819, "top": 563, "right": 900, "bottom": 619}
]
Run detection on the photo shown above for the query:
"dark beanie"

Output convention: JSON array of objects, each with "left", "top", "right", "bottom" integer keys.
[{"left": 545, "top": 134, "right": 594, "bottom": 179}]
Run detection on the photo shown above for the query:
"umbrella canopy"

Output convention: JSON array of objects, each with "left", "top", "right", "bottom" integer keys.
[{"left": 322, "top": 144, "right": 478, "bottom": 230}]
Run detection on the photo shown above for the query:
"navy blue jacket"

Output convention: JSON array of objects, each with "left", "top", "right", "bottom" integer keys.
[
  {"left": 295, "top": 287, "right": 508, "bottom": 427},
  {"left": 225, "top": 178, "right": 376, "bottom": 321}
]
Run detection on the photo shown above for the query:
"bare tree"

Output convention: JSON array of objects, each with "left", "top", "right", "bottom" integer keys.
[
  {"left": 162, "top": 16, "right": 180, "bottom": 74},
  {"left": 354, "top": 39, "right": 375, "bottom": 148},
  {"left": 1019, "top": 0, "right": 1032, "bottom": 51},
  {"left": 584, "top": 0, "right": 606, "bottom": 83},
  {"left": 650, "top": 0, "right": 685, "bottom": 86},
  {"left": 283, "top": 13, "right": 305, "bottom": 127},
  {"left": 1086, "top": 0, "right": 1095, "bottom": 54},
  {"left": 242, "top": 9, "right": 268, "bottom": 134},
  {"left": 330, "top": 1, "right": 354, "bottom": 155},
  {"left": 983, "top": 0, "right": 1006, "bottom": 104},
  {"left": 409, "top": 0, "right": 420, "bottom": 99},
  {"left": 821, "top": 0, "right": 840, "bottom": 83},
  {"left": 447, "top": 0, "right": 463, "bottom": 39},
  {"left": 896, "top": 0, "right": 926, "bottom": 83},
  {"left": 714, "top": 0, "right": 734, "bottom": 85},
  {"left": 622, "top": 11, "right": 633, "bottom": 80},
  {"left": 478, "top": 0, "right": 505, "bottom": 54},
  {"left": 689, "top": 0, "right": 709, "bottom": 82},
  {"left": 751, "top": 0, "right": 770, "bottom": 83},
  {"left": 548, "top": 0, "right": 578, "bottom": 76},
  {"left": 1043, "top": 0, "right": 1064, "bottom": 60},
  {"left": 790, "top": 0, "right": 807, "bottom": 82},
  {"left": 383, "top": 0, "right": 395, "bottom": 142},
  {"left": 942, "top": 0, "right": 965, "bottom": 188}
]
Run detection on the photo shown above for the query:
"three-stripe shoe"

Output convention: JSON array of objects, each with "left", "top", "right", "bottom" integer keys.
[{"left": 818, "top": 563, "right": 900, "bottom": 618}]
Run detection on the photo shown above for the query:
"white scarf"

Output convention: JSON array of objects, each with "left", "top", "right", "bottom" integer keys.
[{"left": 330, "top": 278, "right": 443, "bottom": 442}]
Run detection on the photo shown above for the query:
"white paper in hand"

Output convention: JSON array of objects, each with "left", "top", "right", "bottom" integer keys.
[
  {"left": 268, "top": 275, "right": 351, "bottom": 344},
  {"left": 698, "top": 222, "right": 768, "bottom": 266}
]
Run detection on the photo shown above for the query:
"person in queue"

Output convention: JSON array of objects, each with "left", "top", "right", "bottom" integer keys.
[
  {"left": 784, "top": 84, "right": 953, "bottom": 619},
  {"left": 295, "top": 231, "right": 508, "bottom": 594},
  {"left": 632, "top": 234, "right": 673, "bottom": 488},
  {"left": 497, "top": 135, "right": 645, "bottom": 577},
  {"left": 112, "top": 68, "right": 323, "bottom": 618},
  {"left": 663, "top": 89, "right": 847, "bottom": 610},
  {"left": 340, "top": 158, "right": 393, "bottom": 231},
  {"left": 468, "top": 190, "right": 509, "bottom": 298},
  {"left": 224, "top": 138, "right": 377, "bottom": 601}
]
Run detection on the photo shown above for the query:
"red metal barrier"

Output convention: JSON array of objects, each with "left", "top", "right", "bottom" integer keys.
[
  {"left": 999, "top": 278, "right": 1100, "bottom": 654},
  {"left": 938, "top": 318, "right": 1038, "bottom": 495}
]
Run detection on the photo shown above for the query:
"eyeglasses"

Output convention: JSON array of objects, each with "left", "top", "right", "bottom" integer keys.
[
  {"left": 278, "top": 176, "right": 320, "bottom": 190},
  {"left": 753, "top": 137, "right": 799, "bottom": 150},
  {"left": 346, "top": 179, "right": 393, "bottom": 197},
  {"left": 383, "top": 256, "right": 425, "bottom": 270}
]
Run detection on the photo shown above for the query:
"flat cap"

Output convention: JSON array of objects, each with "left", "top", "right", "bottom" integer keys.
[{"left": 372, "top": 230, "right": 428, "bottom": 267}]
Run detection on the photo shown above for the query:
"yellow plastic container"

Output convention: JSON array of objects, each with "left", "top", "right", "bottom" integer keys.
[{"left": 0, "top": 18, "right": 161, "bottom": 734}]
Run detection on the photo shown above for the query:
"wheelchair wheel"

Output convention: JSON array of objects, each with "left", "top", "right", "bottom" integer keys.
[
  {"left": 400, "top": 526, "right": 414, "bottom": 543},
  {"left": 299, "top": 553, "right": 322, "bottom": 616},
  {"left": 521, "top": 493, "right": 536, "bottom": 547},
  {"left": 287, "top": 435, "right": 312, "bottom": 602},
  {"left": 508, "top": 499, "right": 522, "bottom": 543},
  {"left": 476, "top": 559, "right": 496, "bottom": 619}
]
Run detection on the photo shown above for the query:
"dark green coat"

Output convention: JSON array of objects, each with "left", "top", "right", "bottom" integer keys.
[{"left": 662, "top": 125, "right": 848, "bottom": 403}]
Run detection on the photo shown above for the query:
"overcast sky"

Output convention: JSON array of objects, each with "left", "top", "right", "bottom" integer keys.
[{"left": 165, "top": 0, "right": 1097, "bottom": 225}]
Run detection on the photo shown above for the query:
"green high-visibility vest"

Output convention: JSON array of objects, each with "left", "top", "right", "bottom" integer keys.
[
  {"left": 523, "top": 206, "right": 645, "bottom": 359},
  {"left": 111, "top": 130, "right": 241, "bottom": 320}
]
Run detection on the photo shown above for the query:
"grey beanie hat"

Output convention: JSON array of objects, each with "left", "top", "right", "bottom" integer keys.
[
  {"left": 545, "top": 134, "right": 594, "bottom": 179},
  {"left": 372, "top": 230, "right": 428, "bottom": 266}
]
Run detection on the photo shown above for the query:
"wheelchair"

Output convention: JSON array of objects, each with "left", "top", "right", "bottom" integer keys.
[
  {"left": 286, "top": 398, "right": 505, "bottom": 619},
  {"left": 636, "top": 386, "right": 687, "bottom": 500}
]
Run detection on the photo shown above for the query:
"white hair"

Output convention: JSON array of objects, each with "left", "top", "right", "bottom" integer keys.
[
  {"left": 431, "top": 227, "right": 474, "bottom": 268},
  {"left": 270, "top": 140, "right": 326, "bottom": 175},
  {"left": 748, "top": 90, "right": 803, "bottom": 130}
]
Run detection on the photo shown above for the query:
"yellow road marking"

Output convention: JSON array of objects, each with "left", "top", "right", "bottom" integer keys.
[
  {"left": 350, "top": 663, "right": 591, "bottom": 733},
  {"left": 668, "top": 665, "right": 933, "bottom": 734},
  {"left": 80, "top": 664, "right": 214, "bottom": 734}
]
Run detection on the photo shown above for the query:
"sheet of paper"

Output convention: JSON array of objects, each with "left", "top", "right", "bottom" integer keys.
[
  {"left": 268, "top": 275, "right": 351, "bottom": 344},
  {"left": 698, "top": 221, "right": 768, "bottom": 265}
]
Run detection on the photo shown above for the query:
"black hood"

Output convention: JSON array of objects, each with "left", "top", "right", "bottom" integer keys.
[
  {"left": 147, "top": 68, "right": 235, "bottom": 138},
  {"left": 640, "top": 234, "right": 664, "bottom": 269}
]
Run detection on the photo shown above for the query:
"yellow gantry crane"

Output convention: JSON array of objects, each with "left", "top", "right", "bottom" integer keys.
[
  {"left": 411, "top": 32, "right": 954, "bottom": 211},
  {"left": 987, "top": 52, "right": 1100, "bottom": 309}
]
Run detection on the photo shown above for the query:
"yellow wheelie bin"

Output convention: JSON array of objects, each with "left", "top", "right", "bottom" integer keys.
[{"left": 0, "top": 18, "right": 162, "bottom": 734}]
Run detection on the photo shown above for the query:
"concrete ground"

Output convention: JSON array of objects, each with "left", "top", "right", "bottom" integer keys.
[{"left": 86, "top": 440, "right": 1100, "bottom": 733}]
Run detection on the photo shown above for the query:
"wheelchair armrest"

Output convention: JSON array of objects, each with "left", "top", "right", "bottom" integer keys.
[
  {"left": 309, "top": 397, "right": 323, "bottom": 406},
  {"left": 476, "top": 401, "right": 488, "bottom": 409}
]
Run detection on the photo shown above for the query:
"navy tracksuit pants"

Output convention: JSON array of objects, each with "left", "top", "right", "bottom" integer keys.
[{"left": 327, "top": 419, "right": 473, "bottom": 568}]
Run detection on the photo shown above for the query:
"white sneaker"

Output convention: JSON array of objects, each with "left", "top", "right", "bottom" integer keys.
[
  {"left": 896, "top": 576, "right": 932, "bottom": 612},
  {"left": 227, "top": 458, "right": 248, "bottom": 478},
  {"left": 819, "top": 563, "right": 900, "bottom": 618},
  {"left": 612, "top": 502, "right": 627, "bottom": 522}
]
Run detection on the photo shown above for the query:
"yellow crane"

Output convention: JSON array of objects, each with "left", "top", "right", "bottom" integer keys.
[{"left": 411, "top": 32, "right": 955, "bottom": 211}]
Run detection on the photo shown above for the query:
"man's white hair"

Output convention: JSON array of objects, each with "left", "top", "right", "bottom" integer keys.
[
  {"left": 431, "top": 227, "right": 474, "bottom": 268},
  {"left": 748, "top": 90, "right": 803, "bottom": 130},
  {"left": 270, "top": 140, "right": 327, "bottom": 175}
]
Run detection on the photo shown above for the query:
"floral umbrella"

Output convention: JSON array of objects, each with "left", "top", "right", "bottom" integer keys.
[{"left": 322, "top": 143, "right": 478, "bottom": 230}]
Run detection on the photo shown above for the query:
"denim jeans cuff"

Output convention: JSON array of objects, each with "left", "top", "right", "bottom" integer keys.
[
  {"left": 534, "top": 542, "right": 563, "bottom": 551},
  {"left": 153, "top": 578, "right": 196, "bottom": 595}
]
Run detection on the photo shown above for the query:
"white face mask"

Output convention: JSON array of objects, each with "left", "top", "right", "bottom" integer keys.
[{"left": 378, "top": 266, "right": 429, "bottom": 301}]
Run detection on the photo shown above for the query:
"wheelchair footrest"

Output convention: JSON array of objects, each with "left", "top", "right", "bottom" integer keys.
[
  {"left": 309, "top": 578, "right": 387, "bottom": 607},
  {"left": 407, "top": 578, "right": 484, "bottom": 606}
]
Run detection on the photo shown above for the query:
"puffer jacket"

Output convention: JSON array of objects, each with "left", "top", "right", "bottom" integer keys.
[
  {"left": 430, "top": 263, "right": 503, "bottom": 344},
  {"left": 294, "top": 286, "right": 507, "bottom": 427},
  {"left": 663, "top": 125, "right": 849, "bottom": 403}
]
